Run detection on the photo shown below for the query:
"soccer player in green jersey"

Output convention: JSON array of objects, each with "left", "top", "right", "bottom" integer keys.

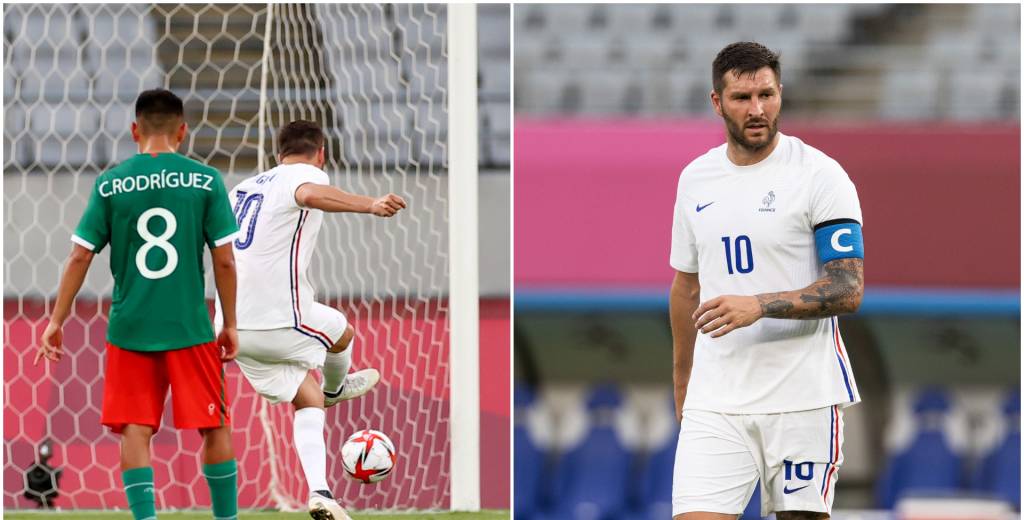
[{"left": 37, "top": 89, "right": 242, "bottom": 520}]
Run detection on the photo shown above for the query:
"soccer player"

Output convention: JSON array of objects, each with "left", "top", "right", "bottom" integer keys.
[
  {"left": 37, "top": 89, "right": 241, "bottom": 520},
  {"left": 215, "top": 120, "right": 406, "bottom": 520},
  {"left": 669, "top": 42, "right": 865, "bottom": 520}
]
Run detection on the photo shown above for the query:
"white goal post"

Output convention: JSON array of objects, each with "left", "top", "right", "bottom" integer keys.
[{"left": 446, "top": 3, "right": 481, "bottom": 511}]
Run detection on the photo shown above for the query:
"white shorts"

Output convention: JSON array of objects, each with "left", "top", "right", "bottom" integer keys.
[
  {"left": 235, "top": 303, "right": 349, "bottom": 404},
  {"left": 672, "top": 406, "right": 845, "bottom": 517}
]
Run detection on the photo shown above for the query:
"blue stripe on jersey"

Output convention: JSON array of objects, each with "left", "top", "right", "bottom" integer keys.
[
  {"left": 814, "top": 222, "right": 864, "bottom": 263},
  {"left": 288, "top": 211, "right": 306, "bottom": 328},
  {"left": 832, "top": 318, "right": 854, "bottom": 402}
]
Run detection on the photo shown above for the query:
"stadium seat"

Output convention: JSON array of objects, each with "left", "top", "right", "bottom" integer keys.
[
  {"left": 973, "top": 388, "right": 1021, "bottom": 509},
  {"left": 876, "top": 388, "right": 965, "bottom": 509},
  {"left": 632, "top": 401, "right": 676, "bottom": 520},
  {"left": 514, "top": 385, "right": 546, "bottom": 520},
  {"left": 742, "top": 484, "right": 764, "bottom": 519},
  {"left": 880, "top": 69, "right": 939, "bottom": 120},
  {"left": 539, "top": 5, "right": 595, "bottom": 35},
  {"left": 604, "top": 5, "right": 658, "bottom": 35},
  {"left": 549, "top": 384, "right": 632, "bottom": 520}
]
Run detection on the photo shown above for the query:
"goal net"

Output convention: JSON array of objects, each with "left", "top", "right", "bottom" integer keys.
[{"left": 4, "top": 3, "right": 456, "bottom": 511}]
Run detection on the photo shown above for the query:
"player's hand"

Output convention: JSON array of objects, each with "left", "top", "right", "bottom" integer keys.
[
  {"left": 218, "top": 326, "right": 239, "bottom": 362},
  {"left": 692, "top": 295, "right": 763, "bottom": 338},
  {"left": 36, "top": 321, "right": 65, "bottom": 365},
  {"left": 370, "top": 194, "right": 407, "bottom": 217}
]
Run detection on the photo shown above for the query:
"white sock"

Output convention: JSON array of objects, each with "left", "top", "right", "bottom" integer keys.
[
  {"left": 322, "top": 341, "right": 352, "bottom": 395},
  {"left": 293, "top": 407, "right": 329, "bottom": 495}
]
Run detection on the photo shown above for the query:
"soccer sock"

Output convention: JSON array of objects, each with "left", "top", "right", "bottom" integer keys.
[
  {"left": 322, "top": 340, "right": 352, "bottom": 395},
  {"left": 202, "top": 459, "right": 238, "bottom": 520},
  {"left": 122, "top": 466, "right": 157, "bottom": 520},
  {"left": 294, "top": 407, "right": 330, "bottom": 494}
]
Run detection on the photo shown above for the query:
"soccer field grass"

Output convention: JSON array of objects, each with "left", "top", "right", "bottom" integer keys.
[{"left": 4, "top": 511, "right": 509, "bottom": 519}]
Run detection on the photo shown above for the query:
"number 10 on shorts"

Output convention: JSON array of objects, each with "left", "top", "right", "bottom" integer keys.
[{"left": 783, "top": 459, "right": 814, "bottom": 481}]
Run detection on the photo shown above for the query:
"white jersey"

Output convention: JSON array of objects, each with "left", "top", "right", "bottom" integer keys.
[
  {"left": 216, "top": 163, "right": 330, "bottom": 331},
  {"left": 670, "top": 133, "right": 862, "bottom": 414}
]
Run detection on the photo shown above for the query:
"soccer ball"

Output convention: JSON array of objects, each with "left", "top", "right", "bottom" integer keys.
[{"left": 341, "top": 429, "right": 397, "bottom": 484}]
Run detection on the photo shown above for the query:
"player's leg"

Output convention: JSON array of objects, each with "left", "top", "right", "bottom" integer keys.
[
  {"left": 101, "top": 343, "right": 167, "bottom": 520},
  {"left": 166, "top": 341, "right": 238, "bottom": 520},
  {"left": 321, "top": 324, "right": 354, "bottom": 397},
  {"left": 121, "top": 425, "right": 159, "bottom": 520},
  {"left": 306, "top": 303, "right": 379, "bottom": 406},
  {"left": 762, "top": 406, "right": 843, "bottom": 519},
  {"left": 292, "top": 372, "right": 353, "bottom": 520},
  {"left": 672, "top": 410, "right": 761, "bottom": 519}
]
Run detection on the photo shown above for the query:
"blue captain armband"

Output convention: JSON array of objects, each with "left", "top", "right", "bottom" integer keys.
[{"left": 814, "top": 219, "right": 864, "bottom": 263}]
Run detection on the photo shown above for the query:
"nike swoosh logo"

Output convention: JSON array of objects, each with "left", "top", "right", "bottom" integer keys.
[
  {"left": 696, "top": 202, "right": 714, "bottom": 212},
  {"left": 783, "top": 485, "right": 809, "bottom": 494}
]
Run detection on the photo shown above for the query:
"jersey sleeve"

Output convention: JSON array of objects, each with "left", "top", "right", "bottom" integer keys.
[
  {"left": 204, "top": 171, "right": 240, "bottom": 248},
  {"left": 669, "top": 172, "right": 699, "bottom": 273},
  {"left": 71, "top": 176, "right": 111, "bottom": 252},
  {"left": 809, "top": 158, "right": 863, "bottom": 227},
  {"left": 281, "top": 167, "right": 331, "bottom": 209}
]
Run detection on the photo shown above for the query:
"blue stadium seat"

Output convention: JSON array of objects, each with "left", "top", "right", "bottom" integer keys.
[
  {"left": 550, "top": 384, "right": 632, "bottom": 520},
  {"left": 973, "top": 388, "right": 1020, "bottom": 509},
  {"left": 514, "top": 384, "right": 546, "bottom": 520},
  {"left": 876, "top": 388, "right": 964, "bottom": 509},
  {"left": 631, "top": 397, "right": 676, "bottom": 520},
  {"left": 742, "top": 483, "right": 764, "bottom": 519}
]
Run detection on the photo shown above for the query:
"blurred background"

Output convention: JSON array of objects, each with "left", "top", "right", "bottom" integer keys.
[{"left": 514, "top": 4, "right": 1020, "bottom": 520}]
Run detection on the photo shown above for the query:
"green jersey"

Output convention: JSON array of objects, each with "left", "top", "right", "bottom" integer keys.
[{"left": 72, "top": 153, "right": 239, "bottom": 352}]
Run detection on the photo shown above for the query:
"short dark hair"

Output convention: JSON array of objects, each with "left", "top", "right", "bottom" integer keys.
[
  {"left": 712, "top": 42, "right": 781, "bottom": 94},
  {"left": 135, "top": 89, "right": 185, "bottom": 135},
  {"left": 278, "top": 120, "right": 325, "bottom": 158}
]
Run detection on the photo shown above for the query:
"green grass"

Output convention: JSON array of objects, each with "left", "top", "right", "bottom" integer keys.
[{"left": 4, "top": 511, "right": 509, "bottom": 520}]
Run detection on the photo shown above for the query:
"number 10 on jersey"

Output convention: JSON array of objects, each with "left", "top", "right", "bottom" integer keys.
[{"left": 721, "top": 235, "right": 754, "bottom": 274}]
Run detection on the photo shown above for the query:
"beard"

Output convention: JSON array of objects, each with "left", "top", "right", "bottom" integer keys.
[{"left": 723, "top": 112, "right": 779, "bottom": 152}]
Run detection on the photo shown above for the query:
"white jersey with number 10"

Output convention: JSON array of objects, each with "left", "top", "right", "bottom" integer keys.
[
  {"left": 670, "top": 133, "right": 863, "bottom": 415},
  {"left": 217, "top": 163, "right": 330, "bottom": 332}
]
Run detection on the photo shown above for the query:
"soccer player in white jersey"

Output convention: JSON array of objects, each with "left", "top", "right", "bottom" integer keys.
[
  {"left": 216, "top": 120, "right": 406, "bottom": 520},
  {"left": 669, "top": 42, "right": 865, "bottom": 520}
]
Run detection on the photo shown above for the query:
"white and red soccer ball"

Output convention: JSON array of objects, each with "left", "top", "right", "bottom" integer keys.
[{"left": 341, "top": 429, "right": 397, "bottom": 484}]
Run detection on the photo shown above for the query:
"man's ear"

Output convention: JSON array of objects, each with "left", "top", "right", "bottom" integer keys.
[
  {"left": 131, "top": 121, "right": 141, "bottom": 143},
  {"left": 175, "top": 122, "right": 188, "bottom": 145},
  {"left": 710, "top": 90, "right": 723, "bottom": 118},
  {"left": 318, "top": 147, "right": 326, "bottom": 168}
]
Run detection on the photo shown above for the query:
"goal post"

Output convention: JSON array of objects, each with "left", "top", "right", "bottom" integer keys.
[
  {"left": 3, "top": 3, "right": 481, "bottom": 512},
  {"left": 447, "top": 3, "right": 481, "bottom": 512}
]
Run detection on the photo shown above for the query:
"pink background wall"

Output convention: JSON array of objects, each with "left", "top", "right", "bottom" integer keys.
[{"left": 515, "top": 119, "right": 1020, "bottom": 289}]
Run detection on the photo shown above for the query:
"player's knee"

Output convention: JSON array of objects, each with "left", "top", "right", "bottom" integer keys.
[
  {"left": 292, "top": 371, "right": 325, "bottom": 409},
  {"left": 329, "top": 325, "right": 355, "bottom": 353},
  {"left": 122, "top": 424, "right": 155, "bottom": 441}
]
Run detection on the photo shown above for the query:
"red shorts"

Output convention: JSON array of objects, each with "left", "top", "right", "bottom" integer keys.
[{"left": 101, "top": 341, "right": 230, "bottom": 434}]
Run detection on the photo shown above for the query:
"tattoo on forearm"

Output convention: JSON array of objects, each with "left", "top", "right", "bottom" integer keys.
[{"left": 757, "top": 258, "right": 863, "bottom": 319}]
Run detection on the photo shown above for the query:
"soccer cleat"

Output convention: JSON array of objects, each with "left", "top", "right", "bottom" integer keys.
[
  {"left": 323, "top": 368, "right": 380, "bottom": 408},
  {"left": 308, "top": 490, "right": 352, "bottom": 520}
]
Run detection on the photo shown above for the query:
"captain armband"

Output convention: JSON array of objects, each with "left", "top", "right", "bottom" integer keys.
[{"left": 813, "top": 219, "right": 864, "bottom": 263}]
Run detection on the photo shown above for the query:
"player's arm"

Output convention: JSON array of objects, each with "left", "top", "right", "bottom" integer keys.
[
  {"left": 694, "top": 221, "right": 865, "bottom": 337},
  {"left": 211, "top": 243, "right": 238, "bottom": 361},
  {"left": 754, "top": 257, "right": 864, "bottom": 319},
  {"left": 669, "top": 270, "right": 701, "bottom": 423},
  {"left": 37, "top": 244, "right": 95, "bottom": 364},
  {"left": 294, "top": 183, "right": 407, "bottom": 217}
]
